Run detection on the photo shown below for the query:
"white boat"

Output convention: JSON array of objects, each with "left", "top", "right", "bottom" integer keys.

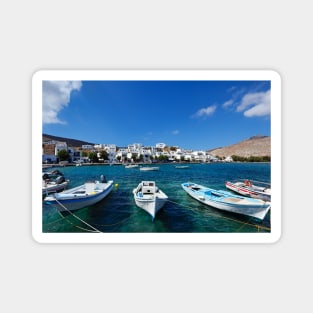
[
  {"left": 44, "top": 175, "right": 114, "bottom": 212},
  {"left": 225, "top": 179, "right": 271, "bottom": 201},
  {"left": 182, "top": 182, "right": 271, "bottom": 220},
  {"left": 175, "top": 165, "right": 189, "bottom": 169},
  {"left": 42, "top": 170, "right": 69, "bottom": 195},
  {"left": 125, "top": 164, "right": 139, "bottom": 168},
  {"left": 139, "top": 166, "right": 159, "bottom": 171},
  {"left": 133, "top": 181, "right": 168, "bottom": 220}
]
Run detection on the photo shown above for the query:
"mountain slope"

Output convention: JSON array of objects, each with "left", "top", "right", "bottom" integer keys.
[
  {"left": 43, "top": 134, "right": 95, "bottom": 147},
  {"left": 208, "top": 136, "right": 271, "bottom": 158}
]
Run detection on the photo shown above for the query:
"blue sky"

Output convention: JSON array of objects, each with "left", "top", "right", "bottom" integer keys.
[{"left": 42, "top": 80, "right": 271, "bottom": 150}]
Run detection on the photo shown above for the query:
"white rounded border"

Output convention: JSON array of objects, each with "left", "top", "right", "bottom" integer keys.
[{"left": 32, "top": 69, "right": 281, "bottom": 244}]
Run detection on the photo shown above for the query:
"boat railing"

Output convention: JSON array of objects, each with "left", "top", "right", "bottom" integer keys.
[{"left": 247, "top": 179, "right": 270, "bottom": 186}]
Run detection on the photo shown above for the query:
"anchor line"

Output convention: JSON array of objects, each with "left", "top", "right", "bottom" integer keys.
[
  {"left": 166, "top": 199, "right": 271, "bottom": 232},
  {"left": 54, "top": 198, "right": 102, "bottom": 233},
  {"left": 91, "top": 211, "right": 140, "bottom": 227},
  {"left": 45, "top": 199, "right": 270, "bottom": 233},
  {"left": 55, "top": 210, "right": 99, "bottom": 232},
  {"left": 46, "top": 201, "right": 139, "bottom": 231}
]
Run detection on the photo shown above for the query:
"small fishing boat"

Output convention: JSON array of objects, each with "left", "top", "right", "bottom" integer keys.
[
  {"left": 182, "top": 182, "right": 271, "bottom": 220},
  {"left": 225, "top": 179, "right": 271, "bottom": 201},
  {"left": 125, "top": 164, "right": 139, "bottom": 168},
  {"left": 44, "top": 175, "right": 114, "bottom": 212},
  {"left": 42, "top": 170, "right": 69, "bottom": 195},
  {"left": 139, "top": 166, "right": 159, "bottom": 171},
  {"left": 175, "top": 165, "right": 189, "bottom": 169},
  {"left": 133, "top": 181, "right": 168, "bottom": 220}
]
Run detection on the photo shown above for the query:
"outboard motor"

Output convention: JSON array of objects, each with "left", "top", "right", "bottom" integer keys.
[
  {"left": 100, "top": 175, "right": 107, "bottom": 183},
  {"left": 55, "top": 176, "right": 65, "bottom": 184},
  {"left": 51, "top": 170, "right": 62, "bottom": 175}
]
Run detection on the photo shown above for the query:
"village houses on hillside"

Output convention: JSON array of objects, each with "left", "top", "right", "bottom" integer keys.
[{"left": 42, "top": 140, "right": 222, "bottom": 164}]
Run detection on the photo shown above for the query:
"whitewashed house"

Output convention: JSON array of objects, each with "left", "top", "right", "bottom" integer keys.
[
  {"left": 55, "top": 142, "right": 68, "bottom": 155},
  {"left": 156, "top": 143, "right": 166, "bottom": 149}
]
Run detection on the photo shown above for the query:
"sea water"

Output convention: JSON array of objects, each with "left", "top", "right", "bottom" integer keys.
[{"left": 42, "top": 162, "right": 271, "bottom": 233}]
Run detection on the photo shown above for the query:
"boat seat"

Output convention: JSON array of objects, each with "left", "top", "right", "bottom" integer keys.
[
  {"left": 142, "top": 186, "right": 156, "bottom": 194},
  {"left": 85, "top": 182, "right": 95, "bottom": 193},
  {"left": 223, "top": 197, "right": 241, "bottom": 203},
  {"left": 211, "top": 191, "right": 222, "bottom": 197}
]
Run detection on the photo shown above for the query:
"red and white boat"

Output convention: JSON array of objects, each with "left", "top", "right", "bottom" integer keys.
[{"left": 225, "top": 180, "right": 271, "bottom": 202}]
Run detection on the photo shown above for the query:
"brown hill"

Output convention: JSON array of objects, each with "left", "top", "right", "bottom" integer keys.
[
  {"left": 43, "top": 134, "right": 95, "bottom": 148},
  {"left": 208, "top": 136, "right": 271, "bottom": 158}
]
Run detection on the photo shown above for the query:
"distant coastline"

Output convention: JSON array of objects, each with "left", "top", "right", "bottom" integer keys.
[{"left": 43, "top": 160, "right": 270, "bottom": 169}]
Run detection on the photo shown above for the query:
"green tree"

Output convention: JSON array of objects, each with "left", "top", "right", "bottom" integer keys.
[
  {"left": 88, "top": 151, "right": 98, "bottom": 163},
  {"left": 99, "top": 150, "right": 109, "bottom": 161},
  {"left": 231, "top": 155, "right": 271, "bottom": 162},
  {"left": 57, "top": 149, "right": 70, "bottom": 161},
  {"left": 157, "top": 155, "right": 168, "bottom": 162},
  {"left": 131, "top": 153, "right": 137, "bottom": 162}
]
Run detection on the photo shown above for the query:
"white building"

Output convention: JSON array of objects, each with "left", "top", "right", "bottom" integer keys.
[
  {"left": 94, "top": 144, "right": 104, "bottom": 149},
  {"left": 225, "top": 156, "right": 233, "bottom": 162},
  {"left": 55, "top": 142, "right": 67, "bottom": 155},
  {"left": 156, "top": 143, "right": 166, "bottom": 149},
  {"left": 103, "top": 144, "right": 117, "bottom": 153},
  {"left": 42, "top": 154, "right": 57, "bottom": 163},
  {"left": 128, "top": 143, "right": 142, "bottom": 153},
  {"left": 82, "top": 144, "right": 94, "bottom": 150}
]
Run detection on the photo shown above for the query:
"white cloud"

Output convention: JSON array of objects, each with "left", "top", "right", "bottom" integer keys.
[
  {"left": 236, "top": 90, "right": 270, "bottom": 117},
  {"left": 192, "top": 105, "right": 217, "bottom": 118},
  {"left": 227, "top": 86, "right": 236, "bottom": 92},
  {"left": 172, "top": 130, "right": 179, "bottom": 135},
  {"left": 222, "top": 99, "right": 234, "bottom": 108},
  {"left": 42, "top": 81, "right": 82, "bottom": 124}
]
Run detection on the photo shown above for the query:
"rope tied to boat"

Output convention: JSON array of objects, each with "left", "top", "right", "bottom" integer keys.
[
  {"left": 166, "top": 199, "right": 271, "bottom": 232},
  {"left": 54, "top": 198, "right": 103, "bottom": 233},
  {"left": 44, "top": 198, "right": 270, "bottom": 233},
  {"left": 44, "top": 200, "right": 140, "bottom": 232}
]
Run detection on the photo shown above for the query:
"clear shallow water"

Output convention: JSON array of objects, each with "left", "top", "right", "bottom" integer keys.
[{"left": 42, "top": 163, "right": 271, "bottom": 233}]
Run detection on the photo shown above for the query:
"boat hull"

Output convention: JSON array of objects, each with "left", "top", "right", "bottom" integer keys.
[
  {"left": 125, "top": 164, "right": 139, "bottom": 168},
  {"left": 44, "top": 181, "right": 114, "bottom": 212},
  {"left": 133, "top": 181, "right": 168, "bottom": 220},
  {"left": 139, "top": 167, "right": 159, "bottom": 171},
  {"left": 134, "top": 195, "right": 167, "bottom": 219},
  {"left": 225, "top": 181, "right": 271, "bottom": 202},
  {"left": 182, "top": 182, "right": 271, "bottom": 220}
]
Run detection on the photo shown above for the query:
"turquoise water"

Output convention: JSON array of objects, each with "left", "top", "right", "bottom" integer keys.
[{"left": 42, "top": 162, "right": 271, "bottom": 233}]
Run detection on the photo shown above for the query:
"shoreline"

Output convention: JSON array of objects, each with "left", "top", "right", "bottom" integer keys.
[{"left": 42, "top": 161, "right": 270, "bottom": 169}]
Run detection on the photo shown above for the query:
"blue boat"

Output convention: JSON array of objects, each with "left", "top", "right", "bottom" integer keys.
[{"left": 182, "top": 182, "right": 271, "bottom": 220}]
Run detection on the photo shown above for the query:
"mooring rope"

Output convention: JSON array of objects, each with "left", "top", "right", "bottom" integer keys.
[
  {"left": 45, "top": 201, "right": 139, "bottom": 231},
  {"left": 166, "top": 199, "right": 271, "bottom": 232},
  {"left": 91, "top": 211, "right": 140, "bottom": 227},
  {"left": 55, "top": 210, "right": 99, "bottom": 232},
  {"left": 54, "top": 198, "right": 102, "bottom": 233},
  {"left": 44, "top": 198, "right": 270, "bottom": 233},
  {"left": 43, "top": 215, "right": 66, "bottom": 226}
]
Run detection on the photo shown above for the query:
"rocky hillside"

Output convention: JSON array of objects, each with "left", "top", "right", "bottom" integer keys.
[
  {"left": 43, "top": 134, "right": 95, "bottom": 148},
  {"left": 208, "top": 136, "right": 271, "bottom": 158}
]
